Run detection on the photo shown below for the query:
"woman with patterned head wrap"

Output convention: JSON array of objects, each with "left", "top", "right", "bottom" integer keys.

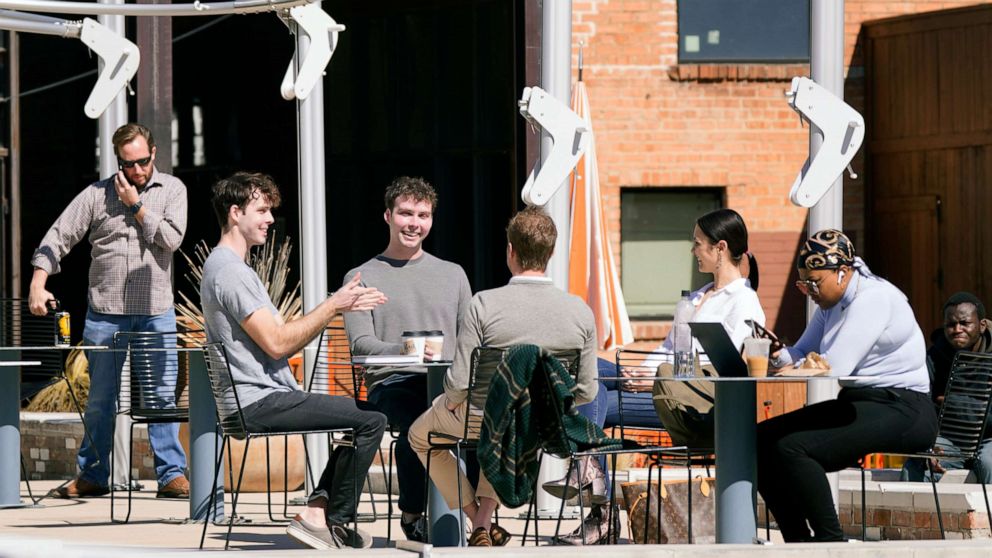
[{"left": 757, "top": 229, "right": 938, "bottom": 542}]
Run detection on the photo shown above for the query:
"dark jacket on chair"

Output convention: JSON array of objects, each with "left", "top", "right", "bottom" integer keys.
[{"left": 479, "top": 344, "right": 621, "bottom": 507}]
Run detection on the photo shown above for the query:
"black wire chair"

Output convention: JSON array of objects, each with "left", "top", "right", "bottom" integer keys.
[
  {"left": 421, "top": 346, "right": 505, "bottom": 542},
  {"left": 517, "top": 346, "right": 684, "bottom": 546},
  {"left": 199, "top": 343, "right": 358, "bottom": 550},
  {"left": 110, "top": 330, "right": 188, "bottom": 523},
  {"left": 859, "top": 350, "right": 992, "bottom": 540},
  {"left": 615, "top": 348, "right": 716, "bottom": 544}
]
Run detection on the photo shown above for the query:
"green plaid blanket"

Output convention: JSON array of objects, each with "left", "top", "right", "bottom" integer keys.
[{"left": 478, "top": 344, "right": 624, "bottom": 508}]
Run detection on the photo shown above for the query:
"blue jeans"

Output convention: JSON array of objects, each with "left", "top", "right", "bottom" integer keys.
[
  {"left": 900, "top": 436, "right": 992, "bottom": 484},
  {"left": 580, "top": 358, "right": 665, "bottom": 431},
  {"left": 77, "top": 308, "right": 187, "bottom": 489}
]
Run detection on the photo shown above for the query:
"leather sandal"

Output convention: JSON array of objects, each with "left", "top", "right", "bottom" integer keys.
[
  {"left": 489, "top": 524, "right": 511, "bottom": 546},
  {"left": 468, "top": 527, "right": 492, "bottom": 547}
]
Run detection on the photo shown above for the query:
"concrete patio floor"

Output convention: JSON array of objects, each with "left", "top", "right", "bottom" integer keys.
[{"left": 1, "top": 480, "right": 990, "bottom": 557}]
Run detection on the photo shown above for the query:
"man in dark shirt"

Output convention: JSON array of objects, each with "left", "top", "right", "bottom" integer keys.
[{"left": 902, "top": 292, "right": 992, "bottom": 482}]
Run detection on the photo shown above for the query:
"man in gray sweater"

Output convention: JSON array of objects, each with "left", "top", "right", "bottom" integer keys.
[
  {"left": 408, "top": 207, "right": 597, "bottom": 546},
  {"left": 343, "top": 176, "right": 472, "bottom": 541}
]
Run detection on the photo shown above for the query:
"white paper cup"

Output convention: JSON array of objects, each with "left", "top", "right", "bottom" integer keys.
[
  {"left": 424, "top": 330, "right": 444, "bottom": 361},
  {"left": 401, "top": 331, "right": 427, "bottom": 362}
]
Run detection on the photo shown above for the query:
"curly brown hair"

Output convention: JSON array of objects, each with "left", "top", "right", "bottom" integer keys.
[{"left": 384, "top": 176, "right": 438, "bottom": 212}]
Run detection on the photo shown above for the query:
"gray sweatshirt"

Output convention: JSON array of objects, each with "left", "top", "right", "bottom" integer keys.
[
  {"left": 444, "top": 276, "right": 598, "bottom": 405},
  {"left": 343, "top": 252, "right": 472, "bottom": 389}
]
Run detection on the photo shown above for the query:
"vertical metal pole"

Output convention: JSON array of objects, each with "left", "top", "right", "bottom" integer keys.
[
  {"left": 295, "top": 6, "right": 329, "bottom": 492},
  {"left": 97, "top": 0, "right": 133, "bottom": 491},
  {"left": 808, "top": 0, "right": 844, "bottom": 509},
  {"left": 9, "top": 32, "right": 20, "bottom": 298},
  {"left": 535, "top": 0, "right": 572, "bottom": 517},
  {"left": 97, "top": 0, "right": 128, "bottom": 179},
  {"left": 541, "top": 0, "right": 572, "bottom": 289}
]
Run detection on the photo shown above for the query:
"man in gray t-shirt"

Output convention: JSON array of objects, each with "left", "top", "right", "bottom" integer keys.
[
  {"left": 201, "top": 172, "right": 387, "bottom": 550},
  {"left": 343, "top": 176, "right": 471, "bottom": 541}
]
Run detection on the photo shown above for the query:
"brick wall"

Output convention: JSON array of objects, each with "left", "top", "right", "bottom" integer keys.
[
  {"left": 21, "top": 415, "right": 155, "bottom": 481},
  {"left": 576, "top": 0, "right": 992, "bottom": 340},
  {"left": 838, "top": 504, "right": 991, "bottom": 540}
]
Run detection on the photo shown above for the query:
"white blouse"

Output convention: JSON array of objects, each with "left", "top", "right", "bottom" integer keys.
[{"left": 645, "top": 277, "right": 766, "bottom": 367}]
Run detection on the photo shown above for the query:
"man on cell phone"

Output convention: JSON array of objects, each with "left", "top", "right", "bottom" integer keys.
[{"left": 29, "top": 123, "right": 190, "bottom": 499}]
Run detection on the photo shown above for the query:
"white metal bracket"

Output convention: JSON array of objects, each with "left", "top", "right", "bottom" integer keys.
[
  {"left": 279, "top": 4, "right": 344, "bottom": 101},
  {"left": 518, "top": 86, "right": 589, "bottom": 207},
  {"left": 786, "top": 76, "right": 865, "bottom": 208},
  {"left": 79, "top": 17, "right": 139, "bottom": 119}
]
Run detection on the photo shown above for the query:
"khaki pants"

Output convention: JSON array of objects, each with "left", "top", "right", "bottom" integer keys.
[{"left": 408, "top": 394, "right": 498, "bottom": 510}]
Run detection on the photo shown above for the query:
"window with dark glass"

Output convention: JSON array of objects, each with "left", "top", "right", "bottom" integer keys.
[{"left": 678, "top": 0, "right": 810, "bottom": 63}]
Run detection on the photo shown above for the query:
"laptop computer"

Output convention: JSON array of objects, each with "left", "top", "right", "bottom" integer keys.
[{"left": 688, "top": 322, "right": 748, "bottom": 377}]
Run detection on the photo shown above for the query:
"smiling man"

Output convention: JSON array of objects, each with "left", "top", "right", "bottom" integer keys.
[
  {"left": 201, "top": 172, "right": 387, "bottom": 549},
  {"left": 30, "top": 123, "right": 190, "bottom": 499},
  {"left": 343, "top": 176, "right": 472, "bottom": 541}
]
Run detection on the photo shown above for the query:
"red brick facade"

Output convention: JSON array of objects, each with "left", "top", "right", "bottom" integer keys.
[{"left": 574, "top": 0, "right": 991, "bottom": 340}]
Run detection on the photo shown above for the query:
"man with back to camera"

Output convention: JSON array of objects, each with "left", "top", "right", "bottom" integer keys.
[
  {"left": 30, "top": 123, "right": 190, "bottom": 499},
  {"left": 902, "top": 291, "right": 992, "bottom": 482},
  {"left": 200, "top": 171, "right": 388, "bottom": 549},
  {"left": 343, "top": 176, "right": 472, "bottom": 541},
  {"left": 407, "top": 206, "right": 598, "bottom": 546}
]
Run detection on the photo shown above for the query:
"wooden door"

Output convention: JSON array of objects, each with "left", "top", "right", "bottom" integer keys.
[{"left": 870, "top": 195, "right": 941, "bottom": 334}]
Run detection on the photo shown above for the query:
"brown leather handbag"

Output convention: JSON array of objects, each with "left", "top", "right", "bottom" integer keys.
[{"left": 620, "top": 476, "right": 715, "bottom": 544}]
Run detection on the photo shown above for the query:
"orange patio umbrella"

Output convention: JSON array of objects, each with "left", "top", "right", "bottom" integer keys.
[{"left": 567, "top": 61, "right": 634, "bottom": 350}]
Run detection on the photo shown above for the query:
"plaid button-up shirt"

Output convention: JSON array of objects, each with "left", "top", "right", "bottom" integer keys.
[{"left": 31, "top": 168, "right": 187, "bottom": 316}]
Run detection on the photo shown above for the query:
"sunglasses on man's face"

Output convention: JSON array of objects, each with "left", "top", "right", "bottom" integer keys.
[{"left": 118, "top": 156, "right": 152, "bottom": 169}]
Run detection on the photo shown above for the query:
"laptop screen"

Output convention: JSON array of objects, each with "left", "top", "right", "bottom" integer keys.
[{"left": 688, "top": 322, "right": 747, "bottom": 377}]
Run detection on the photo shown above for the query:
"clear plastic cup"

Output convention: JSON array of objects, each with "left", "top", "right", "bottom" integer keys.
[{"left": 743, "top": 337, "right": 772, "bottom": 378}]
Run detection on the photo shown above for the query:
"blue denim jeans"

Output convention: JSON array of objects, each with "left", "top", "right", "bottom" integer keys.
[
  {"left": 900, "top": 436, "right": 992, "bottom": 484},
  {"left": 77, "top": 308, "right": 187, "bottom": 489}
]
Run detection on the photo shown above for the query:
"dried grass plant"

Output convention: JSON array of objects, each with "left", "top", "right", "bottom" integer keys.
[
  {"left": 176, "top": 236, "right": 303, "bottom": 344},
  {"left": 24, "top": 347, "right": 90, "bottom": 412}
]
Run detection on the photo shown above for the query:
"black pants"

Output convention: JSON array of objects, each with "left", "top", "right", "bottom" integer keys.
[
  {"left": 242, "top": 391, "right": 386, "bottom": 525},
  {"left": 757, "top": 386, "right": 937, "bottom": 542},
  {"left": 368, "top": 375, "right": 430, "bottom": 515}
]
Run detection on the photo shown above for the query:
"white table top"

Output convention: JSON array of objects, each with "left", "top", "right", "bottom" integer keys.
[{"left": 0, "top": 361, "right": 41, "bottom": 367}]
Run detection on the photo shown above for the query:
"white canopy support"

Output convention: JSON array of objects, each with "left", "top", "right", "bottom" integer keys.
[
  {"left": 279, "top": 3, "right": 344, "bottom": 101},
  {"left": 0, "top": 0, "right": 313, "bottom": 16},
  {"left": 0, "top": 11, "right": 137, "bottom": 118},
  {"left": 80, "top": 18, "right": 139, "bottom": 118},
  {"left": 518, "top": 85, "right": 589, "bottom": 207},
  {"left": 786, "top": 76, "right": 864, "bottom": 208},
  {"left": 0, "top": 0, "right": 330, "bottom": 117}
]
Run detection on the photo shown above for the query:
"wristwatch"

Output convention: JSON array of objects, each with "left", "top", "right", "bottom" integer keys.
[{"left": 130, "top": 200, "right": 143, "bottom": 215}]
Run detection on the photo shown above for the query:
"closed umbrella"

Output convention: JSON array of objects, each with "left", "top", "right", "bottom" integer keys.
[{"left": 567, "top": 67, "right": 634, "bottom": 350}]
